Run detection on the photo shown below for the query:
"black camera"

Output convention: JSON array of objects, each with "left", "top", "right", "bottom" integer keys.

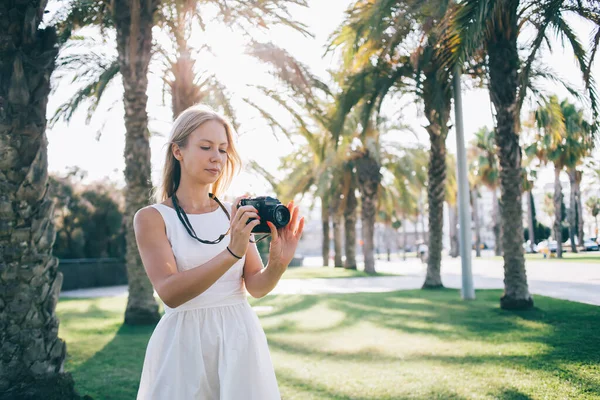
[{"left": 238, "top": 196, "right": 291, "bottom": 233}]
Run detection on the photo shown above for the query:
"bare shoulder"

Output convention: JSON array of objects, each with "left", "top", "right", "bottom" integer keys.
[{"left": 133, "top": 205, "right": 164, "bottom": 231}]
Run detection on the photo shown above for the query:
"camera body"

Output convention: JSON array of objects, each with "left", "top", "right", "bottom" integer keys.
[{"left": 238, "top": 196, "right": 290, "bottom": 233}]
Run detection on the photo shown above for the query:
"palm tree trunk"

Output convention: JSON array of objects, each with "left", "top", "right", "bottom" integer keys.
[
  {"left": 567, "top": 167, "right": 578, "bottom": 252},
  {"left": 492, "top": 189, "right": 502, "bottom": 255},
  {"left": 113, "top": 0, "right": 161, "bottom": 325},
  {"left": 486, "top": 3, "right": 533, "bottom": 309},
  {"left": 471, "top": 188, "right": 482, "bottom": 257},
  {"left": 553, "top": 166, "right": 564, "bottom": 258},
  {"left": 356, "top": 153, "right": 381, "bottom": 274},
  {"left": 0, "top": 1, "right": 80, "bottom": 396},
  {"left": 527, "top": 190, "right": 535, "bottom": 246},
  {"left": 448, "top": 204, "right": 459, "bottom": 257},
  {"left": 321, "top": 195, "right": 330, "bottom": 267},
  {"left": 575, "top": 170, "right": 584, "bottom": 247},
  {"left": 332, "top": 212, "right": 344, "bottom": 267},
  {"left": 171, "top": 44, "right": 199, "bottom": 117},
  {"left": 343, "top": 182, "right": 357, "bottom": 269},
  {"left": 423, "top": 127, "right": 446, "bottom": 288}
]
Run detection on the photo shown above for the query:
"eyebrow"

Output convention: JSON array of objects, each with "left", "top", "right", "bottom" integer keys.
[{"left": 199, "top": 139, "right": 228, "bottom": 146}]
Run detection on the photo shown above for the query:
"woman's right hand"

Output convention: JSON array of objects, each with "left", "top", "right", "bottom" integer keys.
[{"left": 227, "top": 196, "right": 261, "bottom": 258}]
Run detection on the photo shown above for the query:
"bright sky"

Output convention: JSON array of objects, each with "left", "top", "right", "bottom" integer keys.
[{"left": 46, "top": 1, "right": 600, "bottom": 206}]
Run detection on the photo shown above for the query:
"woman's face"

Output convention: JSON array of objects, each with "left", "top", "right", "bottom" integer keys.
[{"left": 174, "top": 119, "right": 229, "bottom": 184}]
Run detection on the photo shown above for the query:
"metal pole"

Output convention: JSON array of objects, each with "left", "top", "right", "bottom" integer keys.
[{"left": 453, "top": 65, "right": 475, "bottom": 300}]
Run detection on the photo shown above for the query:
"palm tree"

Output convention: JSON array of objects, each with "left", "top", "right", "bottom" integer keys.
[
  {"left": 473, "top": 127, "right": 502, "bottom": 255},
  {"left": 527, "top": 96, "right": 569, "bottom": 258},
  {"left": 329, "top": 0, "right": 456, "bottom": 276},
  {"left": 521, "top": 166, "right": 538, "bottom": 247},
  {"left": 446, "top": 154, "right": 460, "bottom": 258},
  {"left": 441, "top": 0, "right": 600, "bottom": 309},
  {"left": 0, "top": 0, "right": 80, "bottom": 397},
  {"left": 560, "top": 99, "right": 595, "bottom": 251}
]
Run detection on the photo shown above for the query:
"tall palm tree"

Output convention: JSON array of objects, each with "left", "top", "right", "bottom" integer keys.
[
  {"left": 446, "top": 154, "right": 460, "bottom": 258},
  {"left": 473, "top": 127, "right": 502, "bottom": 255},
  {"left": 0, "top": 1, "right": 80, "bottom": 397},
  {"left": 112, "top": 0, "right": 162, "bottom": 325},
  {"left": 527, "top": 96, "right": 569, "bottom": 258},
  {"left": 441, "top": 0, "right": 599, "bottom": 309},
  {"left": 560, "top": 99, "right": 595, "bottom": 251}
]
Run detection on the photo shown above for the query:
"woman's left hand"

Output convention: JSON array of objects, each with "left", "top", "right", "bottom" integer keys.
[{"left": 266, "top": 201, "right": 305, "bottom": 271}]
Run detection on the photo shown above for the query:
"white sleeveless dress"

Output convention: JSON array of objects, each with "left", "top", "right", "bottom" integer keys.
[{"left": 136, "top": 202, "right": 281, "bottom": 400}]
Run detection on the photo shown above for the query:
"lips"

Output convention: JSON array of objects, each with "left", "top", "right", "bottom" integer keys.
[{"left": 206, "top": 168, "right": 221, "bottom": 174}]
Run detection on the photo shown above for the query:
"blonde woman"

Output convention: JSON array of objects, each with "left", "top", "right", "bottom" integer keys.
[{"left": 134, "top": 105, "right": 304, "bottom": 399}]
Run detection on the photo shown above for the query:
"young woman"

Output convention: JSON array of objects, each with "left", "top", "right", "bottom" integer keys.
[{"left": 134, "top": 105, "right": 304, "bottom": 399}]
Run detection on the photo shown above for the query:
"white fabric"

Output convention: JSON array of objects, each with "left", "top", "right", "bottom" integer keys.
[{"left": 137, "top": 202, "right": 280, "bottom": 400}]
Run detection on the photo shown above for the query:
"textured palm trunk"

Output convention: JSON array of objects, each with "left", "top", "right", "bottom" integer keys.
[
  {"left": 492, "top": 189, "right": 502, "bottom": 255},
  {"left": 448, "top": 204, "right": 459, "bottom": 257},
  {"left": 356, "top": 153, "right": 381, "bottom": 274},
  {"left": 486, "top": 0, "right": 533, "bottom": 309},
  {"left": 527, "top": 190, "right": 535, "bottom": 246},
  {"left": 423, "top": 126, "right": 447, "bottom": 288},
  {"left": 0, "top": 1, "right": 80, "bottom": 397},
  {"left": 330, "top": 177, "right": 344, "bottom": 268},
  {"left": 567, "top": 168, "right": 578, "bottom": 252},
  {"left": 113, "top": 0, "right": 161, "bottom": 325},
  {"left": 321, "top": 195, "right": 330, "bottom": 267},
  {"left": 553, "top": 166, "right": 563, "bottom": 258},
  {"left": 572, "top": 169, "right": 584, "bottom": 247},
  {"left": 343, "top": 181, "right": 358, "bottom": 269},
  {"left": 171, "top": 44, "right": 200, "bottom": 118},
  {"left": 332, "top": 213, "right": 344, "bottom": 267},
  {"left": 471, "top": 188, "right": 481, "bottom": 258}
]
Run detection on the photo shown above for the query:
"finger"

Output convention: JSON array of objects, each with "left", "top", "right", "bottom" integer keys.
[
  {"left": 288, "top": 205, "right": 300, "bottom": 231},
  {"left": 230, "top": 196, "right": 246, "bottom": 222},
  {"left": 267, "top": 221, "right": 279, "bottom": 242},
  {"left": 234, "top": 206, "right": 258, "bottom": 224},
  {"left": 295, "top": 217, "right": 305, "bottom": 237},
  {"left": 234, "top": 210, "right": 260, "bottom": 228},
  {"left": 242, "top": 218, "right": 261, "bottom": 235}
]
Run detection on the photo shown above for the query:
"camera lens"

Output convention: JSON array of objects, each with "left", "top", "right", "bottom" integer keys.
[{"left": 273, "top": 205, "right": 290, "bottom": 227}]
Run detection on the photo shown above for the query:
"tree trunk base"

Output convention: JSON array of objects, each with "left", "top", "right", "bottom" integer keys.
[
  {"left": 500, "top": 294, "right": 534, "bottom": 310},
  {"left": 124, "top": 306, "right": 160, "bottom": 325},
  {"left": 344, "top": 265, "right": 357, "bottom": 270},
  {"left": 421, "top": 282, "right": 445, "bottom": 289},
  {"left": 1, "top": 373, "right": 90, "bottom": 400}
]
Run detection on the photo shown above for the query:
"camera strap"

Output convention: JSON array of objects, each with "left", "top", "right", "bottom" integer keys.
[{"left": 172, "top": 193, "right": 231, "bottom": 244}]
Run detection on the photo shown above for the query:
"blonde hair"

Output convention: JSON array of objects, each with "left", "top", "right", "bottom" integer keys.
[{"left": 156, "top": 105, "right": 242, "bottom": 202}]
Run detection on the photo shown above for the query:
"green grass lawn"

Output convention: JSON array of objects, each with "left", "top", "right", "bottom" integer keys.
[
  {"left": 282, "top": 267, "right": 397, "bottom": 279},
  {"left": 492, "top": 251, "right": 600, "bottom": 263},
  {"left": 57, "top": 290, "right": 600, "bottom": 400}
]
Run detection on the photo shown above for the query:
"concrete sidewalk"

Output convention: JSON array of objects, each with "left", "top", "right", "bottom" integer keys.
[{"left": 60, "top": 256, "right": 600, "bottom": 306}]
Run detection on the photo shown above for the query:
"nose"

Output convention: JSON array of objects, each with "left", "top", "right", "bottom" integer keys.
[{"left": 209, "top": 149, "right": 221, "bottom": 163}]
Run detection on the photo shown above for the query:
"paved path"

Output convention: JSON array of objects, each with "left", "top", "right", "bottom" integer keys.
[{"left": 60, "top": 255, "right": 600, "bottom": 306}]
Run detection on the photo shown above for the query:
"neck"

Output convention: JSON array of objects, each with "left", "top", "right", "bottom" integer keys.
[{"left": 174, "top": 174, "right": 213, "bottom": 212}]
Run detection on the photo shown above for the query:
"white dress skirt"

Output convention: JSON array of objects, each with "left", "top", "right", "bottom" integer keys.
[{"left": 136, "top": 203, "right": 281, "bottom": 400}]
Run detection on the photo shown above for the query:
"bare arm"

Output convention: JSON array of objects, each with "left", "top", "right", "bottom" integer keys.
[
  {"left": 243, "top": 243, "right": 286, "bottom": 298},
  {"left": 134, "top": 202, "right": 260, "bottom": 308},
  {"left": 244, "top": 201, "right": 305, "bottom": 298}
]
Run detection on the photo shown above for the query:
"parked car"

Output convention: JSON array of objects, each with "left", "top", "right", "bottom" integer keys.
[{"left": 583, "top": 238, "right": 600, "bottom": 251}]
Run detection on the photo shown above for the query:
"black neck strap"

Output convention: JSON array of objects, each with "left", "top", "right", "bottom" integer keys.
[{"left": 171, "top": 193, "right": 231, "bottom": 244}]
